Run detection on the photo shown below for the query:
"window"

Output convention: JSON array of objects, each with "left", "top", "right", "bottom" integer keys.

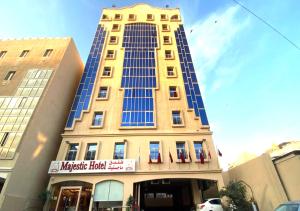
[
  {"left": 163, "top": 36, "right": 171, "bottom": 44},
  {"left": 194, "top": 142, "right": 203, "bottom": 160},
  {"left": 109, "top": 36, "right": 118, "bottom": 44},
  {"left": 65, "top": 143, "right": 79, "bottom": 160},
  {"left": 209, "top": 199, "right": 221, "bottom": 205},
  {"left": 0, "top": 132, "right": 9, "bottom": 147},
  {"left": 165, "top": 50, "right": 173, "bottom": 59},
  {"left": 161, "top": 14, "right": 167, "bottom": 20},
  {"left": 128, "top": 14, "right": 135, "bottom": 21},
  {"left": 18, "top": 97, "right": 27, "bottom": 108},
  {"left": 43, "top": 49, "right": 53, "bottom": 57},
  {"left": 4, "top": 71, "right": 16, "bottom": 81},
  {"left": 112, "top": 24, "right": 120, "bottom": 31},
  {"left": 98, "top": 87, "right": 108, "bottom": 99},
  {"left": 102, "top": 67, "right": 112, "bottom": 77},
  {"left": 172, "top": 110, "right": 183, "bottom": 125},
  {"left": 92, "top": 111, "right": 104, "bottom": 127},
  {"left": 114, "top": 14, "right": 121, "bottom": 20},
  {"left": 114, "top": 143, "right": 125, "bottom": 159},
  {"left": 147, "top": 14, "right": 154, "bottom": 20},
  {"left": 176, "top": 142, "right": 187, "bottom": 159},
  {"left": 85, "top": 143, "right": 97, "bottom": 160},
  {"left": 169, "top": 86, "right": 179, "bottom": 98},
  {"left": 20, "top": 50, "right": 29, "bottom": 57},
  {"left": 102, "top": 14, "right": 109, "bottom": 20},
  {"left": 0, "top": 51, "right": 7, "bottom": 58},
  {"left": 106, "top": 50, "right": 115, "bottom": 59},
  {"left": 150, "top": 142, "right": 159, "bottom": 160},
  {"left": 171, "top": 14, "right": 179, "bottom": 21},
  {"left": 167, "top": 66, "right": 176, "bottom": 77},
  {"left": 162, "top": 24, "right": 169, "bottom": 31}
]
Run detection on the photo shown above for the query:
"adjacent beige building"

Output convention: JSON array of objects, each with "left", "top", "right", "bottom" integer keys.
[
  {"left": 45, "top": 4, "right": 223, "bottom": 211},
  {"left": 0, "top": 38, "right": 83, "bottom": 210},
  {"left": 224, "top": 141, "right": 300, "bottom": 211}
]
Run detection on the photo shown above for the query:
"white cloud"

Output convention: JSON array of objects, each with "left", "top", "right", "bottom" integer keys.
[{"left": 186, "top": 5, "right": 250, "bottom": 93}]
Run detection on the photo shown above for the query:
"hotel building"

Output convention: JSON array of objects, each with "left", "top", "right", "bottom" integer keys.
[
  {"left": 46, "top": 4, "right": 224, "bottom": 211},
  {"left": 0, "top": 38, "right": 83, "bottom": 210}
]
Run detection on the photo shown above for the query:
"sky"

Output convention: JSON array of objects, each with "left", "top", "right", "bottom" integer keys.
[{"left": 1, "top": 0, "right": 299, "bottom": 168}]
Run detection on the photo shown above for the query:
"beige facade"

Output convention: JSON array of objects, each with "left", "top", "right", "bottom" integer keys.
[
  {"left": 0, "top": 38, "right": 83, "bottom": 210},
  {"left": 46, "top": 4, "right": 223, "bottom": 211},
  {"left": 273, "top": 150, "right": 300, "bottom": 201},
  {"left": 225, "top": 148, "right": 300, "bottom": 211}
]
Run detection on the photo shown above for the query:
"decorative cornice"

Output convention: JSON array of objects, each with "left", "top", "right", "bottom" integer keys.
[
  {"left": 102, "top": 3, "right": 179, "bottom": 11},
  {"left": 62, "top": 131, "right": 213, "bottom": 138}
]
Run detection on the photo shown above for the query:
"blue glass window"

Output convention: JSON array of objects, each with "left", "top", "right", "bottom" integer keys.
[
  {"left": 66, "top": 25, "right": 106, "bottom": 128},
  {"left": 150, "top": 142, "right": 159, "bottom": 160},
  {"left": 175, "top": 25, "right": 209, "bottom": 126},
  {"left": 121, "top": 23, "right": 157, "bottom": 127}
]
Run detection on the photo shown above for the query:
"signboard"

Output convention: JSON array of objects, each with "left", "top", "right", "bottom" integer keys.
[{"left": 48, "top": 159, "right": 135, "bottom": 174}]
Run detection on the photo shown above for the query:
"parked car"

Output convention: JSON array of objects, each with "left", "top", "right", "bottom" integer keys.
[
  {"left": 275, "top": 201, "right": 300, "bottom": 211},
  {"left": 197, "top": 198, "right": 223, "bottom": 211}
]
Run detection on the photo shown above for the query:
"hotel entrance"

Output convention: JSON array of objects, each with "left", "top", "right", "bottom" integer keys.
[
  {"left": 135, "top": 179, "right": 219, "bottom": 211},
  {"left": 47, "top": 181, "right": 92, "bottom": 211},
  {"left": 56, "top": 186, "right": 81, "bottom": 211},
  {"left": 138, "top": 179, "right": 193, "bottom": 211}
]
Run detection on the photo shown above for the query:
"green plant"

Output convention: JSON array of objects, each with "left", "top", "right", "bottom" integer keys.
[
  {"left": 126, "top": 195, "right": 134, "bottom": 211},
  {"left": 38, "top": 190, "right": 51, "bottom": 203},
  {"left": 219, "top": 180, "right": 252, "bottom": 211}
]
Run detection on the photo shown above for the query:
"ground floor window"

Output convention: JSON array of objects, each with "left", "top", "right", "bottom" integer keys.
[{"left": 93, "top": 180, "right": 124, "bottom": 211}]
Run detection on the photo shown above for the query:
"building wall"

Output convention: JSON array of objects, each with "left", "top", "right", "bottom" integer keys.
[
  {"left": 0, "top": 38, "right": 83, "bottom": 210},
  {"left": 226, "top": 153, "right": 288, "bottom": 211},
  {"left": 274, "top": 152, "right": 300, "bottom": 201}
]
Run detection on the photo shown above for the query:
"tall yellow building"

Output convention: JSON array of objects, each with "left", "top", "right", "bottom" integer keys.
[
  {"left": 46, "top": 4, "right": 223, "bottom": 211},
  {"left": 0, "top": 38, "right": 83, "bottom": 210}
]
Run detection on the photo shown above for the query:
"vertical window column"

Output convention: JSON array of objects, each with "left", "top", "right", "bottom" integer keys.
[{"left": 121, "top": 23, "right": 158, "bottom": 127}]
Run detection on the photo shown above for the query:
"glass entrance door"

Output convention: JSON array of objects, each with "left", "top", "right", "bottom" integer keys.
[{"left": 56, "top": 186, "right": 82, "bottom": 211}]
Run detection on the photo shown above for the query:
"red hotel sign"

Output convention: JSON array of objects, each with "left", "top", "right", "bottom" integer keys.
[{"left": 48, "top": 159, "right": 135, "bottom": 174}]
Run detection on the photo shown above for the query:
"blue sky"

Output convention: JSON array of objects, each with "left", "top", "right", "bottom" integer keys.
[{"left": 1, "top": 0, "right": 299, "bottom": 167}]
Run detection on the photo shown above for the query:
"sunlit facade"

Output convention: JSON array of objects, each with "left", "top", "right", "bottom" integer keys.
[
  {"left": 0, "top": 38, "right": 82, "bottom": 210},
  {"left": 46, "top": 4, "right": 223, "bottom": 211}
]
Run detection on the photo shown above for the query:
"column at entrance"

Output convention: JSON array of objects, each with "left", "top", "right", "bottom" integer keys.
[{"left": 191, "top": 179, "right": 201, "bottom": 205}]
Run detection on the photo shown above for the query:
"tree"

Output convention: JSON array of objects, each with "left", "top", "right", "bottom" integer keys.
[
  {"left": 126, "top": 194, "right": 134, "bottom": 211},
  {"left": 219, "top": 180, "right": 252, "bottom": 211}
]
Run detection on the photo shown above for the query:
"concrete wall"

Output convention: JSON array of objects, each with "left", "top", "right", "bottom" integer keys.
[
  {"left": 226, "top": 153, "right": 288, "bottom": 211},
  {"left": 273, "top": 151, "right": 300, "bottom": 201}
]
